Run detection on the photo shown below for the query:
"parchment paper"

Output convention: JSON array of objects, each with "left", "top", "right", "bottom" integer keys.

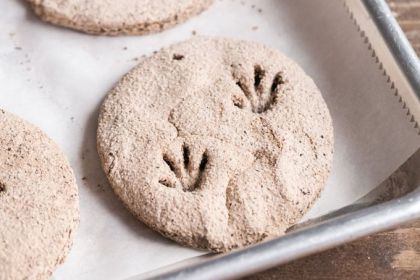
[{"left": 1, "top": 0, "right": 419, "bottom": 279}]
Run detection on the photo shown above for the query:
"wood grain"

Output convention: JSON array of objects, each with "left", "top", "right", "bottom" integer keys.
[
  {"left": 388, "top": 0, "right": 420, "bottom": 56},
  {"left": 243, "top": 1, "right": 420, "bottom": 279},
  {"left": 244, "top": 220, "right": 420, "bottom": 280}
]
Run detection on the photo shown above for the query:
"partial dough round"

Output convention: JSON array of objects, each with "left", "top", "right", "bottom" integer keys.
[
  {"left": 0, "top": 110, "right": 79, "bottom": 279},
  {"left": 97, "top": 37, "right": 334, "bottom": 252},
  {"left": 27, "top": 0, "right": 214, "bottom": 35}
]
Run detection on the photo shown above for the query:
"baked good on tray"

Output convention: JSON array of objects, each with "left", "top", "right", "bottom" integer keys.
[
  {"left": 27, "top": 0, "right": 214, "bottom": 35},
  {"left": 97, "top": 36, "right": 334, "bottom": 252},
  {"left": 0, "top": 110, "right": 79, "bottom": 279}
]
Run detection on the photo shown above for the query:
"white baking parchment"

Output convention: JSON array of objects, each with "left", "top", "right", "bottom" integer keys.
[{"left": 0, "top": 0, "right": 419, "bottom": 279}]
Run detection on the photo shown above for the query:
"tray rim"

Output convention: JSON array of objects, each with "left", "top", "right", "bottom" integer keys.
[
  {"left": 136, "top": 1, "right": 420, "bottom": 279},
  {"left": 140, "top": 190, "right": 420, "bottom": 280}
]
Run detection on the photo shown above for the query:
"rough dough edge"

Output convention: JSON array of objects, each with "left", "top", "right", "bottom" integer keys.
[
  {"left": 27, "top": 0, "right": 214, "bottom": 36},
  {"left": 0, "top": 109, "right": 80, "bottom": 279}
]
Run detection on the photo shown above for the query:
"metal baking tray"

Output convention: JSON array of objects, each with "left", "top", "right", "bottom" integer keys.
[
  {"left": 135, "top": 0, "right": 420, "bottom": 279},
  {"left": 1, "top": 0, "right": 419, "bottom": 279}
]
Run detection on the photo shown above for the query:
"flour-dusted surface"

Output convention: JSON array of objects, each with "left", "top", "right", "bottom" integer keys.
[
  {"left": 97, "top": 37, "right": 334, "bottom": 252},
  {"left": 0, "top": 110, "right": 79, "bottom": 280},
  {"left": 2, "top": 0, "right": 420, "bottom": 278},
  {"left": 27, "top": 0, "right": 214, "bottom": 35}
]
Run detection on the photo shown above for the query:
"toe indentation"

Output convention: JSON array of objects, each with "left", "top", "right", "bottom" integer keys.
[
  {"left": 231, "top": 64, "right": 285, "bottom": 114},
  {"left": 160, "top": 145, "right": 209, "bottom": 192}
]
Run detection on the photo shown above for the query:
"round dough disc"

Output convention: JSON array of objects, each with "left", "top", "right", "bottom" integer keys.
[
  {"left": 0, "top": 110, "right": 79, "bottom": 279},
  {"left": 27, "top": 0, "right": 214, "bottom": 35},
  {"left": 97, "top": 37, "right": 334, "bottom": 252}
]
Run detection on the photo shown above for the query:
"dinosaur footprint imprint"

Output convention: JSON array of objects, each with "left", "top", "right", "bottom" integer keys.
[
  {"left": 232, "top": 64, "right": 284, "bottom": 113},
  {"left": 159, "top": 144, "right": 208, "bottom": 192}
]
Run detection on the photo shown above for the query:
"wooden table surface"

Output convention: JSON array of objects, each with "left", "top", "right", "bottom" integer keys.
[{"left": 244, "top": 1, "right": 420, "bottom": 279}]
